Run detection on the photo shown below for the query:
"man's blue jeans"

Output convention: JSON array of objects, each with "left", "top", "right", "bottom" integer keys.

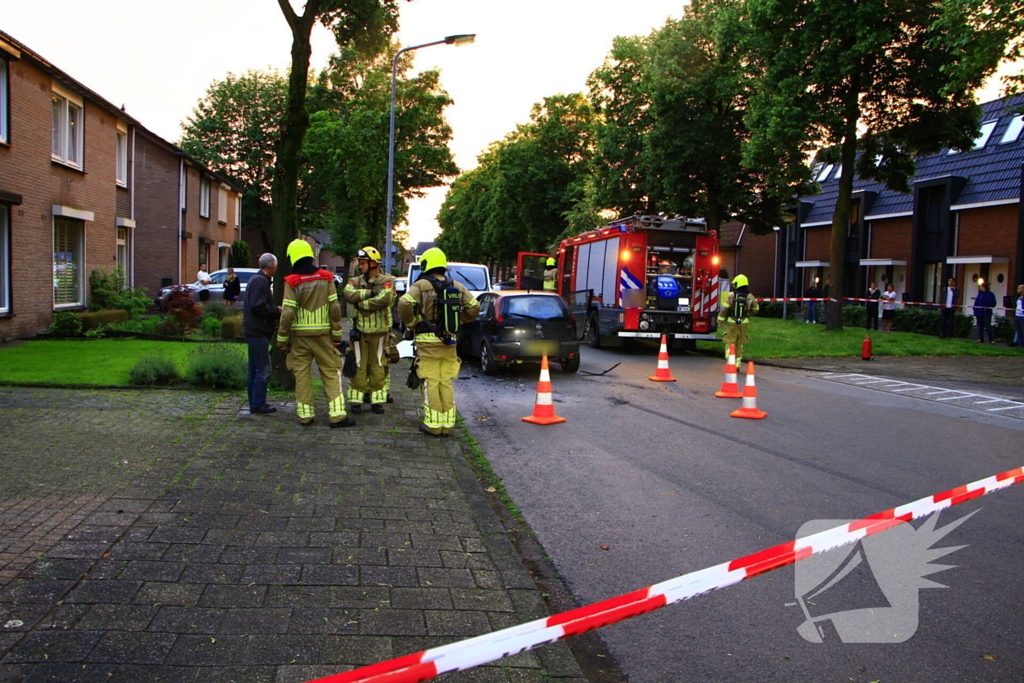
[
  {"left": 246, "top": 336, "right": 272, "bottom": 409},
  {"left": 805, "top": 301, "right": 818, "bottom": 323}
]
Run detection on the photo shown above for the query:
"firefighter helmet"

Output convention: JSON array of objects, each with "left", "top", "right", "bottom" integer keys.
[
  {"left": 357, "top": 246, "right": 382, "bottom": 263},
  {"left": 732, "top": 274, "right": 749, "bottom": 289},
  {"left": 545, "top": 257, "right": 556, "bottom": 268},
  {"left": 420, "top": 247, "right": 447, "bottom": 274},
  {"left": 287, "top": 239, "right": 314, "bottom": 266}
]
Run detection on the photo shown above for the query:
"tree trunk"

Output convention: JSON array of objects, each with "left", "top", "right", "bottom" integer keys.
[
  {"left": 269, "top": 0, "right": 321, "bottom": 389},
  {"left": 826, "top": 82, "right": 861, "bottom": 332}
]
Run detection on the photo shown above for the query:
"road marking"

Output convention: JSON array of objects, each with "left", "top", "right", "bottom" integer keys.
[{"left": 809, "top": 372, "right": 1024, "bottom": 421}]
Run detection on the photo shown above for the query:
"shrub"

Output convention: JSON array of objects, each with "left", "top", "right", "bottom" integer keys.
[
  {"left": 48, "top": 311, "right": 83, "bottom": 337},
  {"left": 164, "top": 287, "right": 202, "bottom": 339},
  {"left": 756, "top": 302, "right": 798, "bottom": 320},
  {"left": 186, "top": 345, "right": 246, "bottom": 389},
  {"left": 110, "top": 315, "right": 165, "bottom": 335},
  {"left": 203, "top": 301, "right": 231, "bottom": 320},
  {"left": 80, "top": 309, "right": 128, "bottom": 331},
  {"left": 199, "top": 316, "right": 222, "bottom": 337},
  {"left": 840, "top": 305, "right": 866, "bottom": 328},
  {"left": 995, "top": 315, "right": 1016, "bottom": 343},
  {"left": 221, "top": 315, "right": 243, "bottom": 339},
  {"left": 229, "top": 239, "right": 252, "bottom": 268},
  {"left": 892, "top": 307, "right": 973, "bottom": 337},
  {"left": 88, "top": 268, "right": 151, "bottom": 318},
  {"left": 129, "top": 356, "right": 180, "bottom": 386}
]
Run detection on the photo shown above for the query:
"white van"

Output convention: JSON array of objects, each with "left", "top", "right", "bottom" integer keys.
[{"left": 407, "top": 262, "right": 491, "bottom": 298}]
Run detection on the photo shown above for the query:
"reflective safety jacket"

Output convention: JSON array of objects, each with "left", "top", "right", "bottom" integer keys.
[
  {"left": 277, "top": 270, "right": 343, "bottom": 345},
  {"left": 343, "top": 271, "right": 395, "bottom": 336},
  {"left": 398, "top": 273, "right": 480, "bottom": 345},
  {"left": 717, "top": 290, "right": 759, "bottom": 325},
  {"left": 543, "top": 269, "right": 557, "bottom": 291}
]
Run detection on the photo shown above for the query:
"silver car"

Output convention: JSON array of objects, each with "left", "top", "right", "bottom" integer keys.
[{"left": 155, "top": 268, "right": 261, "bottom": 310}]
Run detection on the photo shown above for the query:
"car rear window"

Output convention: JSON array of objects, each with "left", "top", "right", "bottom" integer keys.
[
  {"left": 504, "top": 296, "right": 568, "bottom": 320},
  {"left": 409, "top": 265, "right": 488, "bottom": 292}
]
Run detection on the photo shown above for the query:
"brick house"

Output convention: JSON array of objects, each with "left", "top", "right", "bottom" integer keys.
[
  {"left": 731, "top": 94, "right": 1024, "bottom": 316},
  {"left": 0, "top": 30, "right": 241, "bottom": 340}
]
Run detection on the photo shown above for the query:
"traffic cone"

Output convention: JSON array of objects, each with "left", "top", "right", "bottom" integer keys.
[
  {"left": 648, "top": 335, "right": 677, "bottom": 382},
  {"left": 715, "top": 344, "right": 743, "bottom": 398},
  {"left": 523, "top": 355, "right": 567, "bottom": 425},
  {"left": 730, "top": 362, "right": 767, "bottom": 419}
]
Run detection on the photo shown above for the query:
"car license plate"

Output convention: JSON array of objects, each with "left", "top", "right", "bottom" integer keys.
[{"left": 523, "top": 340, "right": 558, "bottom": 357}]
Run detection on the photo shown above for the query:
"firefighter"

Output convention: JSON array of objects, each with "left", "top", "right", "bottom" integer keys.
[
  {"left": 717, "top": 274, "right": 759, "bottom": 367},
  {"left": 342, "top": 246, "right": 395, "bottom": 414},
  {"left": 543, "top": 257, "right": 557, "bottom": 291},
  {"left": 398, "top": 247, "right": 480, "bottom": 436},
  {"left": 277, "top": 239, "right": 352, "bottom": 427}
]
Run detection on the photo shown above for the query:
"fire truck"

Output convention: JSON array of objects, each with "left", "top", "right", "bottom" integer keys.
[{"left": 517, "top": 215, "right": 722, "bottom": 350}]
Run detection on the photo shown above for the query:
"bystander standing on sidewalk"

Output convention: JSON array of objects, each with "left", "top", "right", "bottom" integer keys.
[
  {"left": 243, "top": 253, "right": 280, "bottom": 414},
  {"left": 866, "top": 282, "right": 881, "bottom": 331},
  {"left": 805, "top": 279, "right": 821, "bottom": 324},
  {"left": 940, "top": 277, "right": 960, "bottom": 339},
  {"left": 973, "top": 281, "right": 996, "bottom": 344},
  {"left": 1013, "top": 284, "right": 1024, "bottom": 347},
  {"left": 881, "top": 284, "right": 897, "bottom": 332}
]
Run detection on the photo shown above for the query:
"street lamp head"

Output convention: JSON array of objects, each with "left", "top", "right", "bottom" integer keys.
[{"left": 445, "top": 34, "right": 476, "bottom": 46}]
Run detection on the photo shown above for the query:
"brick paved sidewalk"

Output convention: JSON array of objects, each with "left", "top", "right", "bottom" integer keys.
[{"left": 0, "top": 384, "right": 587, "bottom": 683}]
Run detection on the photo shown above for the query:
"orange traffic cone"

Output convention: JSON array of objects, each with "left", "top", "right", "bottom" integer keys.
[
  {"left": 715, "top": 344, "right": 743, "bottom": 398},
  {"left": 730, "top": 362, "right": 767, "bottom": 419},
  {"left": 648, "top": 335, "right": 677, "bottom": 382},
  {"left": 523, "top": 355, "right": 567, "bottom": 425}
]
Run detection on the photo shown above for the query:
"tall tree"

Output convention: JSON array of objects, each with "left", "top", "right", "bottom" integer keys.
[
  {"left": 180, "top": 70, "right": 288, "bottom": 252},
  {"left": 743, "top": 0, "right": 1020, "bottom": 330}
]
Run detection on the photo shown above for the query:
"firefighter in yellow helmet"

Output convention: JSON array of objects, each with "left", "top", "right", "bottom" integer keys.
[
  {"left": 717, "top": 274, "right": 759, "bottom": 366},
  {"left": 277, "top": 239, "right": 351, "bottom": 427},
  {"left": 397, "top": 247, "right": 480, "bottom": 436},
  {"left": 342, "top": 246, "right": 395, "bottom": 414},
  {"left": 543, "top": 257, "right": 557, "bottom": 291}
]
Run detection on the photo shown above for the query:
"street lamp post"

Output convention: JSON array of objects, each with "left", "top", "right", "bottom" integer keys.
[{"left": 384, "top": 33, "right": 475, "bottom": 274}]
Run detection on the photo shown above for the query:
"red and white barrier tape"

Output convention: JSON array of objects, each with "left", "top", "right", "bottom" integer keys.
[
  {"left": 753, "top": 296, "right": 1015, "bottom": 313},
  {"left": 306, "top": 466, "right": 1024, "bottom": 683}
]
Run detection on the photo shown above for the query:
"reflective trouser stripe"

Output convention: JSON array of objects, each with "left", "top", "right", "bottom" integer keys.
[
  {"left": 288, "top": 335, "right": 346, "bottom": 421},
  {"left": 346, "top": 334, "right": 387, "bottom": 402},
  {"left": 417, "top": 353, "right": 460, "bottom": 433},
  {"left": 371, "top": 374, "right": 389, "bottom": 404}
]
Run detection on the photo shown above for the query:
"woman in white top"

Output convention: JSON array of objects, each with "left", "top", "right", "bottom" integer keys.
[{"left": 881, "top": 284, "right": 897, "bottom": 332}]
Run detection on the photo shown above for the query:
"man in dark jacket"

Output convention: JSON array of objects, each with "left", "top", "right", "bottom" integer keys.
[
  {"left": 243, "top": 253, "right": 280, "bottom": 414},
  {"left": 940, "top": 277, "right": 959, "bottom": 339}
]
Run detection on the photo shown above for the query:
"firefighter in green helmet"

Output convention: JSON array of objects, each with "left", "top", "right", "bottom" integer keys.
[
  {"left": 277, "top": 239, "right": 351, "bottom": 427},
  {"left": 717, "top": 274, "right": 759, "bottom": 366},
  {"left": 543, "top": 257, "right": 557, "bottom": 291},
  {"left": 342, "top": 246, "right": 395, "bottom": 415},
  {"left": 397, "top": 247, "right": 480, "bottom": 436}
]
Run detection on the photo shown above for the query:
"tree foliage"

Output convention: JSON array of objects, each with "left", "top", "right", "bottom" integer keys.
[
  {"left": 437, "top": 93, "right": 596, "bottom": 266},
  {"left": 742, "top": 0, "right": 1022, "bottom": 329}
]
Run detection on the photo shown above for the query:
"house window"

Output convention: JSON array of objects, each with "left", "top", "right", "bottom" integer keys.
[
  {"left": 1001, "top": 115, "right": 1023, "bottom": 144},
  {"left": 217, "top": 187, "right": 228, "bottom": 224},
  {"left": 199, "top": 177, "right": 211, "bottom": 218},
  {"left": 814, "top": 164, "right": 833, "bottom": 182},
  {"left": 51, "top": 87, "right": 84, "bottom": 168},
  {"left": 116, "top": 227, "right": 130, "bottom": 276},
  {"left": 53, "top": 217, "right": 84, "bottom": 307},
  {"left": 0, "top": 58, "right": 9, "bottom": 144},
  {"left": 949, "top": 120, "right": 997, "bottom": 154},
  {"left": 116, "top": 130, "right": 128, "bottom": 186},
  {"left": 0, "top": 206, "right": 9, "bottom": 314},
  {"left": 235, "top": 193, "right": 242, "bottom": 228}
]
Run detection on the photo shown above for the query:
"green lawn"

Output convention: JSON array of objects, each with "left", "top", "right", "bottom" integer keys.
[
  {"left": 0, "top": 339, "right": 245, "bottom": 386},
  {"left": 697, "top": 317, "right": 1022, "bottom": 359}
]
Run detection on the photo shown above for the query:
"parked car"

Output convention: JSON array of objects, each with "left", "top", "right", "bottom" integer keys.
[
  {"left": 407, "top": 261, "right": 491, "bottom": 298},
  {"left": 458, "top": 291, "right": 580, "bottom": 374},
  {"left": 155, "top": 268, "right": 260, "bottom": 310}
]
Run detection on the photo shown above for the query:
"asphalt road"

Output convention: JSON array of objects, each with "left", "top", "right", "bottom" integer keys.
[{"left": 456, "top": 344, "right": 1024, "bottom": 683}]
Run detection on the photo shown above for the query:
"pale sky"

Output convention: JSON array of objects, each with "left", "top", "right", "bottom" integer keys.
[
  {"left": 2, "top": 1, "right": 1013, "bottom": 247},
  {"left": 0, "top": 0, "right": 688, "bottom": 245}
]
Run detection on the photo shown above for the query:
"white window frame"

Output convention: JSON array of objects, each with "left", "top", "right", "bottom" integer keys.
[
  {"left": 199, "top": 176, "right": 211, "bottom": 218},
  {"left": 0, "top": 58, "right": 9, "bottom": 145},
  {"left": 217, "top": 186, "right": 228, "bottom": 224},
  {"left": 53, "top": 216, "right": 85, "bottom": 308},
  {"left": 116, "top": 226, "right": 130, "bottom": 276},
  {"left": 115, "top": 123, "right": 128, "bottom": 186},
  {"left": 1000, "top": 115, "right": 1023, "bottom": 144},
  {"left": 51, "top": 83, "right": 84, "bottom": 169},
  {"left": 0, "top": 206, "right": 10, "bottom": 315},
  {"left": 235, "top": 192, "right": 242, "bottom": 228}
]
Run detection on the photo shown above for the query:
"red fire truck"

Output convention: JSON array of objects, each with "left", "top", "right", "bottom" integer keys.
[{"left": 517, "top": 215, "right": 721, "bottom": 350}]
